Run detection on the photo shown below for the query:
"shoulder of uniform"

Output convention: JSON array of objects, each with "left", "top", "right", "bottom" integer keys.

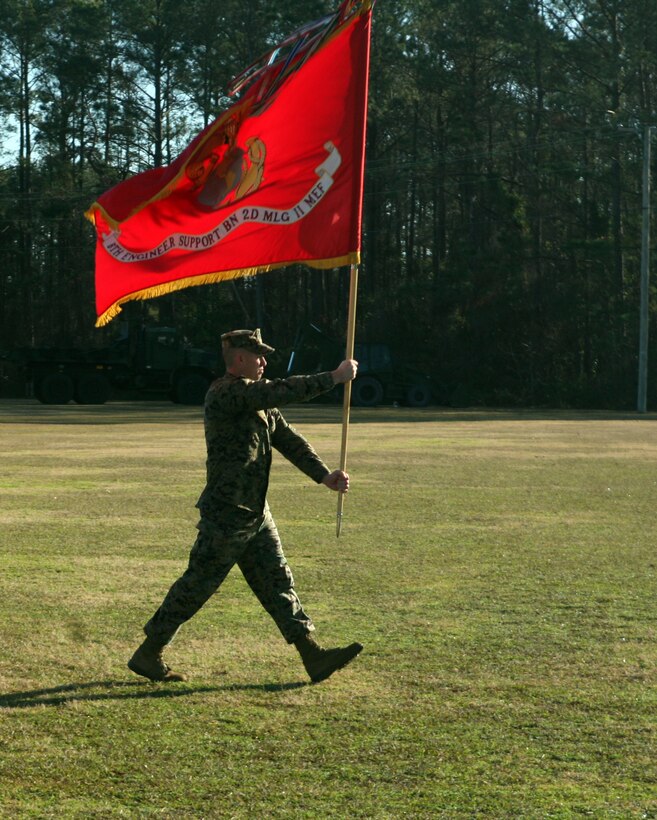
[{"left": 212, "top": 373, "right": 244, "bottom": 386}]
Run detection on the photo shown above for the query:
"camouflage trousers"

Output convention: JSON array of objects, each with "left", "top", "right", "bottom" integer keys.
[{"left": 144, "top": 506, "right": 314, "bottom": 645}]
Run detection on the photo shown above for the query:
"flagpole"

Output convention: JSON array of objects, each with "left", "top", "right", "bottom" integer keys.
[{"left": 336, "top": 262, "right": 359, "bottom": 537}]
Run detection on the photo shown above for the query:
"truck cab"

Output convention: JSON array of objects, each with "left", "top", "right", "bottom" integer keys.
[
  {"left": 0, "top": 326, "right": 218, "bottom": 405},
  {"left": 287, "top": 323, "right": 434, "bottom": 407}
]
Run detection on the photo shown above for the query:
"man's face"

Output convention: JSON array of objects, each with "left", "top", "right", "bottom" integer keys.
[{"left": 239, "top": 349, "right": 267, "bottom": 381}]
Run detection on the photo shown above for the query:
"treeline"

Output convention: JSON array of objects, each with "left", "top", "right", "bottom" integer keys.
[{"left": 1, "top": 0, "right": 657, "bottom": 407}]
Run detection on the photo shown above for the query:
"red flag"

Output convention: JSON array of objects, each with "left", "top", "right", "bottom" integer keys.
[{"left": 86, "top": 0, "right": 373, "bottom": 326}]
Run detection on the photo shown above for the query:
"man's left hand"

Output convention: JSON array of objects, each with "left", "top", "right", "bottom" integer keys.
[{"left": 322, "top": 470, "right": 350, "bottom": 493}]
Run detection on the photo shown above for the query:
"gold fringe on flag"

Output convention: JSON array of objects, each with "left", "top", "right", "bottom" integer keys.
[{"left": 94, "top": 253, "right": 360, "bottom": 327}]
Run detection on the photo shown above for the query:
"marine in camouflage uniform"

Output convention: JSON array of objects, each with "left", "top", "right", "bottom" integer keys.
[{"left": 128, "top": 328, "right": 363, "bottom": 684}]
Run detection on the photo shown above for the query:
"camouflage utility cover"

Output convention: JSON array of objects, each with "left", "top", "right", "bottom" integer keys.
[
  {"left": 196, "top": 371, "right": 335, "bottom": 527},
  {"left": 221, "top": 328, "right": 275, "bottom": 354}
]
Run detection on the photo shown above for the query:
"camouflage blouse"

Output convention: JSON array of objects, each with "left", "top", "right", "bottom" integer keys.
[{"left": 196, "top": 371, "right": 335, "bottom": 527}]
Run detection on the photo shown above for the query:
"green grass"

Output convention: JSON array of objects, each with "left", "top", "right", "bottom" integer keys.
[{"left": 1, "top": 400, "right": 656, "bottom": 818}]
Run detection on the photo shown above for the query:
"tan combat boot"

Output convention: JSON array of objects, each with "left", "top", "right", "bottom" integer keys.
[
  {"left": 128, "top": 635, "right": 187, "bottom": 682},
  {"left": 294, "top": 633, "right": 363, "bottom": 683}
]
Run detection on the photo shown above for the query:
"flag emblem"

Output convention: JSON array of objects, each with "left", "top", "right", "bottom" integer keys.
[{"left": 189, "top": 130, "right": 267, "bottom": 210}]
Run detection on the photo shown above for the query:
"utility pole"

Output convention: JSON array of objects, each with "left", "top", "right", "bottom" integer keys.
[{"left": 637, "top": 125, "right": 655, "bottom": 413}]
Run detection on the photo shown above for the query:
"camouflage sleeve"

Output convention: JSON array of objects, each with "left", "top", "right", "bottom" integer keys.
[
  {"left": 270, "top": 409, "right": 330, "bottom": 484},
  {"left": 209, "top": 371, "right": 335, "bottom": 415}
]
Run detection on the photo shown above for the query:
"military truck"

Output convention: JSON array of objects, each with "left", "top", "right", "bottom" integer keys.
[
  {"left": 286, "top": 323, "right": 434, "bottom": 407},
  {"left": 0, "top": 326, "right": 218, "bottom": 405}
]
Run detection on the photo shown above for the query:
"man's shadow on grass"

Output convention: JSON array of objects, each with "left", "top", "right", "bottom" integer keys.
[{"left": 0, "top": 679, "right": 308, "bottom": 709}]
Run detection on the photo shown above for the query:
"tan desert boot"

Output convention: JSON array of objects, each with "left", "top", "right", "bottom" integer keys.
[
  {"left": 128, "top": 636, "right": 187, "bottom": 682},
  {"left": 294, "top": 633, "right": 363, "bottom": 683}
]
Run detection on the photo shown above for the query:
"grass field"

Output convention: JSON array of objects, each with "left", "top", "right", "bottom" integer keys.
[{"left": 0, "top": 399, "right": 656, "bottom": 819}]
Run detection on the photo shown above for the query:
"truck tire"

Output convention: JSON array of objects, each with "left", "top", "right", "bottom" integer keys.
[
  {"left": 173, "top": 372, "right": 210, "bottom": 405},
  {"left": 75, "top": 373, "right": 111, "bottom": 405},
  {"left": 37, "top": 373, "right": 74, "bottom": 404},
  {"left": 352, "top": 376, "right": 384, "bottom": 407},
  {"left": 406, "top": 382, "right": 432, "bottom": 407}
]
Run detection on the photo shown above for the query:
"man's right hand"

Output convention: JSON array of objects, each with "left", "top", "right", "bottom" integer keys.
[{"left": 331, "top": 359, "right": 358, "bottom": 384}]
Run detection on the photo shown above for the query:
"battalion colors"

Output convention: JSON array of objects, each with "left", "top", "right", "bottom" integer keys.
[{"left": 86, "top": 0, "right": 373, "bottom": 327}]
